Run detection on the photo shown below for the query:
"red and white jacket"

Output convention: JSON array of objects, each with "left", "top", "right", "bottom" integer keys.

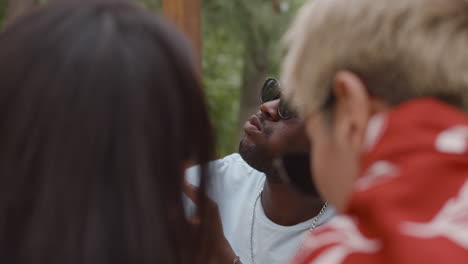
[{"left": 292, "top": 98, "right": 468, "bottom": 264}]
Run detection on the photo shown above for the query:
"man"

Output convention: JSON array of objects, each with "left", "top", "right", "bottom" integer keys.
[
  {"left": 279, "top": 0, "right": 468, "bottom": 263},
  {"left": 185, "top": 78, "right": 334, "bottom": 264}
]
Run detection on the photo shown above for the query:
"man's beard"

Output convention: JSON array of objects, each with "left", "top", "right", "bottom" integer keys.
[{"left": 238, "top": 137, "right": 282, "bottom": 182}]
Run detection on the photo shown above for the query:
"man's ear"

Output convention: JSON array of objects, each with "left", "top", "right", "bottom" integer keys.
[{"left": 332, "top": 70, "right": 371, "bottom": 151}]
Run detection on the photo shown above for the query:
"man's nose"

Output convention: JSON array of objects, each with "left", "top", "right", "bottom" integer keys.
[{"left": 260, "top": 99, "right": 280, "bottom": 121}]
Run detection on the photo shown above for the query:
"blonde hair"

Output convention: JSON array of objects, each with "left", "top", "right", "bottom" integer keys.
[{"left": 281, "top": 0, "right": 468, "bottom": 114}]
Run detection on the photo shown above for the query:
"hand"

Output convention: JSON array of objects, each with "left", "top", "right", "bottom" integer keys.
[{"left": 184, "top": 181, "right": 242, "bottom": 264}]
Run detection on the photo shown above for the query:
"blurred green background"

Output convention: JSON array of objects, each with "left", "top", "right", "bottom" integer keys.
[{"left": 0, "top": 0, "right": 306, "bottom": 157}]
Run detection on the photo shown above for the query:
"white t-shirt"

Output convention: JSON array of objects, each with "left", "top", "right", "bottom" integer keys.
[{"left": 185, "top": 153, "right": 335, "bottom": 264}]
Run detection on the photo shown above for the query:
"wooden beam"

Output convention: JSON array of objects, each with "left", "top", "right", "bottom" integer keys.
[{"left": 162, "top": 0, "right": 202, "bottom": 71}]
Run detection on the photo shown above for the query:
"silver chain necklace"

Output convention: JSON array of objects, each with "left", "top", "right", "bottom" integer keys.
[{"left": 249, "top": 188, "right": 328, "bottom": 264}]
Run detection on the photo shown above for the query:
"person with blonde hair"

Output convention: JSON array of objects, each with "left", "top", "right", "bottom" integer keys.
[{"left": 278, "top": 0, "right": 468, "bottom": 263}]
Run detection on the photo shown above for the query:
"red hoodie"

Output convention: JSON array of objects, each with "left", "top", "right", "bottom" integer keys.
[{"left": 292, "top": 98, "right": 468, "bottom": 264}]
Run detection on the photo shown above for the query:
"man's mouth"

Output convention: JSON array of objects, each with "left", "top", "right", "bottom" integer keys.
[{"left": 244, "top": 115, "right": 263, "bottom": 134}]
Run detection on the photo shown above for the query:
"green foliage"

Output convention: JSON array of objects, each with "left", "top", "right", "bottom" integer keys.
[
  {"left": 202, "top": 0, "right": 244, "bottom": 156},
  {"left": 0, "top": 0, "right": 7, "bottom": 29},
  {"left": 136, "top": 0, "right": 161, "bottom": 11},
  {"left": 202, "top": 22, "right": 244, "bottom": 156},
  {"left": 202, "top": 0, "right": 307, "bottom": 157}
]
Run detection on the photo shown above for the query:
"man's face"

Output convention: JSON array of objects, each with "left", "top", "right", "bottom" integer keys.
[
  {"left": 239, "top": 98, "right": 309, "bottom": 181},
  {"left": 305, "top": 112, "right": 358, "bottom": 212},
  {"left": 302, "top": 71, "right": 376, "bottom": 212}
]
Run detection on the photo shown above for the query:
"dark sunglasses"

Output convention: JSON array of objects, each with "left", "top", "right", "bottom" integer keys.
[{"left": 259, "top": 77, "right": 298, "bottom": 120}]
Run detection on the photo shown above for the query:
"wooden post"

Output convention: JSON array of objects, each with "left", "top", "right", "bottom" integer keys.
[{"left": 162, "top": 0, "right": 202, "bottom": 72}]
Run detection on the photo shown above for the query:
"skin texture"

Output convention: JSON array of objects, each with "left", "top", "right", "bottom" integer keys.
[
  {"left": 239, "top": 100, "right": 309, "bottom": 180},
  {"left": 305, "top": 71, "right": 389, "bottom": 213}
]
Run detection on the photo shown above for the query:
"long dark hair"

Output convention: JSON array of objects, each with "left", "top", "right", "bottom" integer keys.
[{"left": 0, "top": 0, "right": 214, "bottom": 263}]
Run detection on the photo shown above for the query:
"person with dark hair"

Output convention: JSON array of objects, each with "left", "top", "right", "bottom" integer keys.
[
  {"left": 0, "top": 1, "right": 215, "bottom": 264},
  {"left": 185, "top": 78, "right": 335, "bottom": 264}
]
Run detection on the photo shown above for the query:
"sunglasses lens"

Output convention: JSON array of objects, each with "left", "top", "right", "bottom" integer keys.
[
  {"left": 278, "top": 99, "right": 298, "bottom": 119},
  {"left": 281, "top": 153, "right": 320, "bottom": 196},
  {"left": 261, "top": 78, "right": 281, "bottom": 103}
]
